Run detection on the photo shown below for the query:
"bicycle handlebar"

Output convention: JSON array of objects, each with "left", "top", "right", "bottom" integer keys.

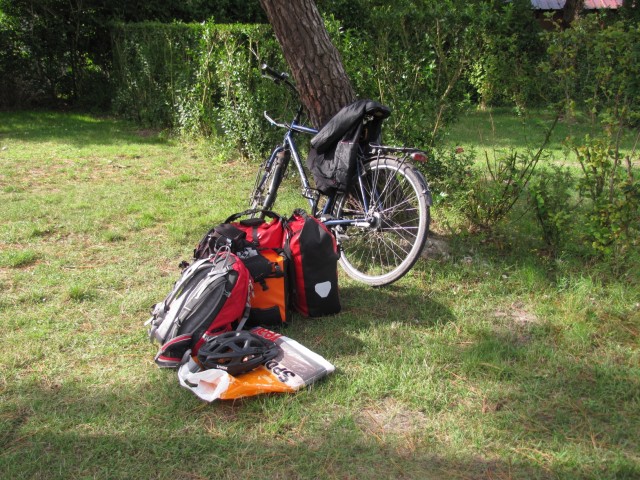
[
  {"left": 261, "top": 64, "right": 286, "bottom": 82},
  {"left": 261, "top": 64, "right": 318, "bottom": 135},
  {"left": 263, "top": 111, "right": 287, "bottom": 129},
  {"left": 261, "top": 63, "right": 297, "bottom": 92}
]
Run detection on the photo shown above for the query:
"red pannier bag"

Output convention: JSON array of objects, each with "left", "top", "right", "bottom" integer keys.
[
  {"left": 284, "top": 209, "right": 341, "bottom": 317},
  {"left": 193, "top": 210, "right": 286, "bottom": 259},
  {"left": 225, "top": 210, "right": 286, "bottom": 250}
]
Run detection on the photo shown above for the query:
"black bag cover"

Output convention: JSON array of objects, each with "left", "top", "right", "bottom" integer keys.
[
  {"left": 308, "top": 99, "right": 390, "bottom": 194},
  {"left": 193, "top": 210, "right": 285, "bottom": 259},
  {"left": 310, "top": 99, "right": 390, "bottom": 153},
  {"left": 194, "top": 223, "right": 249, "bottom": 259},
  {"left": 308, "top": 123, "right": 362, "bottom": 194},
  {"left": 284, "top": 209, "right": 341, "bottom": 317}
]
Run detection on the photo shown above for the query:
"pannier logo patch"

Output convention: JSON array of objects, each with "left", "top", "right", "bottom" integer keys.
[
  {"left": 315, "top": 281, "right": 332, "bottom": 298},
  {"left": 253, "top": 327, "right": 282, "bottom": 342}
]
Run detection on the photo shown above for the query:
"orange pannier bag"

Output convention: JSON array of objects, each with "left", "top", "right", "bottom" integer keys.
[{"left": 241, "top": 248, "right": 290, "bottom": 328}]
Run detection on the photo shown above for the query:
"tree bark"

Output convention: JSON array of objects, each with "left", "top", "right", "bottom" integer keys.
[
  {"left": 563, "top": 0, "right": 585, "bottom": 27},
  {"left": 258, "top": 0, "right": 356, "bottom": 128}
]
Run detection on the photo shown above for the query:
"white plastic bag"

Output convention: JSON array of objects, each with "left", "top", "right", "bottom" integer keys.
[{"left": 177, "top": 327, "right": 335, "bottom": 402}]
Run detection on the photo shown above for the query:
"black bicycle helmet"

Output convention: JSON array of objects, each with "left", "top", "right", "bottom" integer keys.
[{"left": 197, "top": 331, "right": 280, "bottom": 376}]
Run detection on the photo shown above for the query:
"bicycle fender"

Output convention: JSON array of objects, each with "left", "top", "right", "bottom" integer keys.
[{"left": 412, "top": 168, "right": 433, "bottom": 207}]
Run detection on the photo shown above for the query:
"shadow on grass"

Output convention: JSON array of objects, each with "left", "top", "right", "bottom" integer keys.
[
  {"left": 280, "top": 285, "right": 456, "bottom": 362},
  {"left": 0, "top": 110, "right": 167, "bottom": 147},
  {"left": 1, "top": 282, "right": 637, "bottom": 478},
  {"left": 448, "top": 328, "right": 640, "bottom": 475},
  {"left": 341, "top": 283, "right": 455, "bottom": 321},
  {"left": 0, "top": 381, "right": 561, "bottom": 480}
]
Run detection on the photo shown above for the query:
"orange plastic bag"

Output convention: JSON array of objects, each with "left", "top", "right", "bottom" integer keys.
[{"left": 177, "top": 327, "right": 335, "bottom": 402}]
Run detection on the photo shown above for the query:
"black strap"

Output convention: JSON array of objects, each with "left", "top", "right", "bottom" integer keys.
[
  {"left": 214, "top": 223, "right": 247, "bottom": 243},
  {"left": 243, "top": 254, "right": 283, "bottom": 280},
  {"left": 224, "top": 209, "right": 283, "bottom": 224}
]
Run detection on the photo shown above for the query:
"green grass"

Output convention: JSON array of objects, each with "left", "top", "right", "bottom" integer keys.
[
  {"left": 1, "top": 110, "right": 638, "bottom": 479},
  {"left": 446, "top": 107, "right": 638, "bottom": 161}
]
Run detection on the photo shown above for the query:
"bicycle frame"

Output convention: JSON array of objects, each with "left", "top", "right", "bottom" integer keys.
[
  {"left": 259, "top": 108, "right": 428, "bottom": 231},
  {"left": 257, "top": 64, "right": 429, "bottom": 230},
  {"left": 260, "top": 112, "right": 374, "bottom": 227},
  {"left": 260, "top": 110, "right": 318, "bottom": 209}
]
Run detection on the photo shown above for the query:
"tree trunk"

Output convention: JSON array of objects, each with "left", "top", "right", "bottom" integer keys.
[
  {"left": 258, "top": 0, "right": 356, "bottom": 128},
  {"left": 621, "top": 0, "right": 639, "bottom": 20},
  {"left": 563, "top": 0, "right": 585, "bottom": 27}
]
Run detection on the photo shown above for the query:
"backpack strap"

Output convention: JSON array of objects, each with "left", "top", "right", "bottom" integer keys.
[
  {"left": 154, "top": 334, "right": 193, "bottom": 368},
  {"left": 235, "top": 299, "right": 252, "bottom": 332},
  {"left": 145, "top": 258, "right": 214, "bottom": 343}
]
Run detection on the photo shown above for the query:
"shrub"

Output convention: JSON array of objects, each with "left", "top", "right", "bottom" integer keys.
[
  {"left": 469, "top": 0, "right": 547, "bottom": 110},
  {"left": 458, "top": 150, "right": 530, "bottom": 231},
  {"left": 542, "top": 16, "right": 640, "bottom": 126},
  {"left": 450, "top": 117, "right": 559, "bottom": 231},
  {"left": 111, "top": 21, "right": 285, "bottom": 158},
  {"left": 542, "top": 17, "right": 640, "bottom": 257},
  {"left": 423, "top": 145, "right": 476, "bottom": 198},
  {"left": 110, "top": 8, "right": 481, "bottom": 158},
  {"left": 572, "top": 135, "right": 640, "bottom": 256},
  {"left": 0, "top": 0, "right": 114, "bottom": 108},
  {"left": 527, "top": 165, "right": 576, "bottom": 250},
  {"left": 328, "top": 1, "right": 482, "bottom": 148}
]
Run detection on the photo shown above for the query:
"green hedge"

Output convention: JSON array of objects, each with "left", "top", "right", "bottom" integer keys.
[
  {"left": 110, "top": 15, "right": 476, "bottom": 157},
  {"left": 111, "top": 21, "right": 286, "bottom": 158}
]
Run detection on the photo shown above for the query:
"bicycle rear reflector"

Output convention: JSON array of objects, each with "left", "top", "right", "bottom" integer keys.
[{"left": 410, "top": 152, "right": 427, "bottom": 163}]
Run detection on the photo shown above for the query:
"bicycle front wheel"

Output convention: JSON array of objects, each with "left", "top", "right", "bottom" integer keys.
[
  {"left": 332, "top": 156, "right": 430, "bottom": 286},
  {"left": 249, "top": 154, "right": 285, "bottom": 212}
]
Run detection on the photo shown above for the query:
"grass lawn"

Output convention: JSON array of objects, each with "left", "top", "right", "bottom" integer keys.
[
  {"left": 446, "top": 107, "right": 639, "bottom": 162},
  {"left": 0, "top": 110, "right": 638, "bottom": 479}
]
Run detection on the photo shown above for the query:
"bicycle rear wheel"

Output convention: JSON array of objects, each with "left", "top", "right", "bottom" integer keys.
[
  {"left": 249, "top": 153, "right": 285, "bottom": 212},
  {"left": 332, "top": 156, "right": 430, "bottom": 286}
]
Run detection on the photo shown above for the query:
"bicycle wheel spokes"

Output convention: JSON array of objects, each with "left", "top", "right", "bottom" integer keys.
[{"left": 333, "top": 156, "right": 430, "bottom": 286}]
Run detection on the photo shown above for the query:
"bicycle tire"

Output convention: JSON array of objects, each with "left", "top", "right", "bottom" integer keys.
[
  {"left": 250, "top": 155, "right": 285, "bottom": 212},
  {"left": 332, "top": 156, "right": 430, "bottom": 286}
]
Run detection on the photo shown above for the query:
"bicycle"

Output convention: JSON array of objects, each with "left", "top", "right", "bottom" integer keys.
[{"left": 250, "top": 64, "right": 432, "bottom": 287}]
